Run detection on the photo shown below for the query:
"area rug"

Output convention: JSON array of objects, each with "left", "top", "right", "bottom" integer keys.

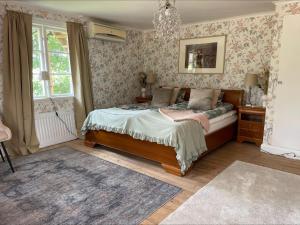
[
  {"left": 161, "top": 161, "right": 300, "bottom": 224},
  {"left": 0, "top": 147, "right": 181, "bottom": 225}
]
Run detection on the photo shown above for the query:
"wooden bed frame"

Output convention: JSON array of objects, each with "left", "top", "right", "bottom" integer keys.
[{"left": 85, "top": 89, "right": 244, "bottom": 176}]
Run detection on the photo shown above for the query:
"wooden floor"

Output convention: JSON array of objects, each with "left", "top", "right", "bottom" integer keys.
[{"left": 65, "top": 140, "right": 300, "bottom": 225}]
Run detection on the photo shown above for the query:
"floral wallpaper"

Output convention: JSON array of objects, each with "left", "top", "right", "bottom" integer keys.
[
  {"left": 88, "top": 30, "right": 143, "bottom": 108},
  {"left": 141, "top": 14, "right": 277, "bottom": 106},
  {"left": 263, "top": 1, "right": 300, "bottom": 145},
  {"left": 1, "top": 0, "right": 297, "bottom": 152},
  {"left": 34, "top": 98, "right": 74, "bottom": 114},
  {"left": 0, "top": 1, "right": 143, "bottom": 113},
  {"left": 0, "top": 1, "right": 87, "bottom": 115}
]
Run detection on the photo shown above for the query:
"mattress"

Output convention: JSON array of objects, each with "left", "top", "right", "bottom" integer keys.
[{"left": 205, "top": 110, "right": 237, "bottom": 135}]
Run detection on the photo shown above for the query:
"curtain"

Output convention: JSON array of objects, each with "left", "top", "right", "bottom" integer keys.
[
  {"left": 3, "top": 11, "right": 40, "bottom": 155},
  {"left": 67, "top": 22, "right": 94, "bottom": 138}
]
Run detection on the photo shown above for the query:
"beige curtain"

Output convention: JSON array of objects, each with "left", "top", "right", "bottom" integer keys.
[
  {"left": 3, "top": 11, "right": 39, "bottom": 155},
  {"left": 67, "top": 22, "right": 94, "bottom": 137}
]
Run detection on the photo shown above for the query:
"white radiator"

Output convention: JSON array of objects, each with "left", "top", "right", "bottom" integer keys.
[{"left": 35, "top": 111, "right": 77, "bottom": 148}]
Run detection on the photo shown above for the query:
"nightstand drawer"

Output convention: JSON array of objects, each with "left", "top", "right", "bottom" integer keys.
[
  {"left": 239, "top": 121, "right": 262, "bottom": 130},
  {"left": 239, "top": 128, "right": 263, "bottom": 139}
]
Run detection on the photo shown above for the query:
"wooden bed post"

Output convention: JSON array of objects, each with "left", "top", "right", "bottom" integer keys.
[
  {"left": 161, "top": 164, "right": 182, "bottom": 176},
  {"left": 84, "top": 140, "right": 96, "bottom": 148}
]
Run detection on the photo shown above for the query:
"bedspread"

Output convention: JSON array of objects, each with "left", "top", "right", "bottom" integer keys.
[{"left": 81, "top": 108, "right": 207, "bottom": 174}]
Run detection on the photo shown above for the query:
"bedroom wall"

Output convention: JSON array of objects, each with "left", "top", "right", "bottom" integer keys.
[
  {"left": 263, "top": 0, "right": 300, "bottom": 146},
  {"left": 0, "top": 2, "right": 82, "bottom": 114},
  {"left": 0, "top": 1, "right": 142, "bottom": 114},
  {"left": 141, "top": 14, "right": 277, "bottom": 106},
  {"left": 88, "top": 31, "right": 143, "bottom": 108},
  {"left": 0, "top": 2, "right": 278, "bottom": 114}
]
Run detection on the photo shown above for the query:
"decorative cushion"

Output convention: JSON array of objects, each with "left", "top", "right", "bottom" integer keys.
[
  {"left": 217, "top": 91, "right": 225, "bottom": 104},
  {"left": 162, "top": 87, "right": 182, "bottom": 105},
  {"left": 175, "top": 89, "right": 188, "bottom": 103},
  {"left": 170, "top": 87, "right": 181, "bottom": 105},
  {"left": 162, "top": 86, "right": 181, "bottom": 105},
  {"left": 187, "top": 88, "right": 214, "bottom": 110},
  {"left": 211, "top": 89, "right": 221, "bottom": 109},
  {"left": 151, "top": 88, "right": 173, "bottom": 107}
]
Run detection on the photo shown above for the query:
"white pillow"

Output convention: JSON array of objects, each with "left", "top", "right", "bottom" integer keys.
[
  {"left": 188, "top": 89, "right": 214, "bottom": 110},
  {"left": 151, "top": 88, "right": 173, "bottom": 107}
]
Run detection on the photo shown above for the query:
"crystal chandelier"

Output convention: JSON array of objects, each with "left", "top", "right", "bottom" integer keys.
[{"left": 153, "top": 0, "right": 181, "bottom": 41}]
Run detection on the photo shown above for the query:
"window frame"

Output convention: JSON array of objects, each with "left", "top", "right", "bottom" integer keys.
[{"left": 32, "top": 21, "right": 73, "bottom": 99}]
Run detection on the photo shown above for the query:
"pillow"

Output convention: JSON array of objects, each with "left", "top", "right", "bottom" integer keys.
[
  {"left": 187, "top": 88, "right": 214, "bottom": 110},
  {"left": 161, "top": 86, "right": 182, "bottom": 105},
  {"left": 217, "top": 91, "right": 225, "bottom": 104},
  {"left": 175, "top": 88, "right": 188, "bottom": 103},
  {"left": 211, "top": 89, "right": 221, "bottom": 109},
  {"left": 170, "top": 87, "right": 181, "bottom": 105},
  {"left": 151, "top": 88, "right": 173, "bottom": 107}
]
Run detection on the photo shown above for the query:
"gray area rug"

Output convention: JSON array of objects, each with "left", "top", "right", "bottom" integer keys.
[
  {"left": 161, "top": 161, "right": 300, "bottom": 224},
  {"left": 0, "top": 147, "right": 181, "bottom": 225}
]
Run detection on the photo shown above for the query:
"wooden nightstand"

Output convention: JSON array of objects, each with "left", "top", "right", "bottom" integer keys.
[
  {"left": 135, "top": 96, "right": 152, "bottom": 103},
  {"left": 237, "top": 106, "right": 266, "bottom": 146}
]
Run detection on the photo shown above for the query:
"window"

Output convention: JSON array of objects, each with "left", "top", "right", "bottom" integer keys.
[{"left": 32, "top": 23, "right": 73, "bottom": 98}]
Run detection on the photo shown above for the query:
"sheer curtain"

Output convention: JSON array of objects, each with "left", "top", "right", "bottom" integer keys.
[
  {"left": 3, "top": 10, "right": 40, "bottom": 155},
  {"left": 67, "top": 22, "right": 94, "bottom": 138}
]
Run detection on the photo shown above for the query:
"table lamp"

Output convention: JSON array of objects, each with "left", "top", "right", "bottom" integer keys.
[
  {"left": 245, "top": 73, "right": 258, "bottom": 106},
  {"left": 146, "top": 72, "right": 156, "bottom": 96}
]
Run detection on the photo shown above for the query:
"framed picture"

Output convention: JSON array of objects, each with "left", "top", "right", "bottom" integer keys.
[{"left": 178, "top": 35, "right": 226, "bottom": 74}]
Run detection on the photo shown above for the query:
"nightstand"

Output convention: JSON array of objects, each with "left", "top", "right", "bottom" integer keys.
[
  {"left": 237, "top": 106, "right": 266, "bottom": 146},
  {"left": 135, "top": 96, "right": 152, "bottom": 103}
]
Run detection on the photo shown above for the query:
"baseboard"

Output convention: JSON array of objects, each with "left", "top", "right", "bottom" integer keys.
[{"left": 261, "top": 143, "right": 300, "bottom": 160}]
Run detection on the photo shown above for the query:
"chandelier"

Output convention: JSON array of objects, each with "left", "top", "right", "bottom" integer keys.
[{"left": 153, "top": 0, "right": 181, "bottom": 41}]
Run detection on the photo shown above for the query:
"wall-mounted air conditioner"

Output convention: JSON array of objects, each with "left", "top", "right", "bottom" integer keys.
[{"left": 87, "top": 22, "right": 126, "bottom": 42}]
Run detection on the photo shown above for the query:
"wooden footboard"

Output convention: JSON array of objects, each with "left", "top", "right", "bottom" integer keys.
[
  {"left": 85, "top": 122, "right": 237, "bottom": 176},
  {"left": 85, "top": 130, "right": 182, "bottom": 176}
]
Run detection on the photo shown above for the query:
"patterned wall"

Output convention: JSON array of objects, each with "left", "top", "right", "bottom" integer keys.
[
  {"left": 0, "top": 2, "right": 85, "bottom": 114},
  {"left": 142, "top": 15, "right": 277, "bottom": 105},
  {"left": 0, "top": 2, "right": 143, "bottom": 113},
  {"left": 0, "top": 1, "right": 281, "bottom": 118},
  {"left": 88, "top": 31, "right": 143, "bottom": 108},
  {"left": 263, "top": 1, "right": 300, "bottom": 145},
  {"left": 1, "top": 0, "right": 296, "bottom": 150}
]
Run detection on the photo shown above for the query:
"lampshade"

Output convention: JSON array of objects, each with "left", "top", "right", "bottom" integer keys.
[
  {"left": 146, "top": 72, "right": 156, "bottom": 84},
  {"left": 38, "top": 71, "right": 50, "bottom": 81},
  {"left": 245, "top": 74, "right": 258, "bottom": 87}
]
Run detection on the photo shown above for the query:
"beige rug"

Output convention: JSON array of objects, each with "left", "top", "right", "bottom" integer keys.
[{"left": 161, "top": 161, "right": 300, "bottom": 224}]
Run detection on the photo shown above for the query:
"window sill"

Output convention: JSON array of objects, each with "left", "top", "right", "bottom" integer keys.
[{"left": 34, "top": 96, "right": 74, "bottom": 101}]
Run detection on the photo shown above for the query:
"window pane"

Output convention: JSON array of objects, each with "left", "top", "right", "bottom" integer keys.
[
  {"left": 33, "top": 27, "right": 41, "bottom": 51},
  {"left": 33, "top": 75, "right": 46, "bottom": 97},
  {"left": 51, "top": 75, "right": 72, "bottom": 96},
  {"left": 49, "top": 52, "right": 71, "bottom": 74},
  {"left": 33, "top": 51, "right": 42, "bottom": 74},
  {"left": 46, "top": 30, "right": 69, "bottom": 52}
]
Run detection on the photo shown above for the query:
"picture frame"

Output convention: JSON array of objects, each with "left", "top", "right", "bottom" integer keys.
[{"left": 178, "top": 35, "right": 226, "bottom": 74}]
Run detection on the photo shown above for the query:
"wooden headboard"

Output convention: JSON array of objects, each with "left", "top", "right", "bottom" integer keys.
[{"left": 182, "top": 88, "right": 244, "bottom": 109}]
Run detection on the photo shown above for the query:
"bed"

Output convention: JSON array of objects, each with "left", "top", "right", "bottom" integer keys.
[{"left": 83, "top": 88, "right": 244, "bottom": 176}]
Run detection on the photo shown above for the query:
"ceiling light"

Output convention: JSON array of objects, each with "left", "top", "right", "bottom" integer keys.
[{"left": 153, "top": 0, "right": 181, "bottom": 42}]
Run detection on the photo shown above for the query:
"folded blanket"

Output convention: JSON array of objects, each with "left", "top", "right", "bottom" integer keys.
[{"left": 159, "top": 108, "right": 210, "bottom": 132}]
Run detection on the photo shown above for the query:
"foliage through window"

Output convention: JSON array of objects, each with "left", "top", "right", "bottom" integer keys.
[{"left": 32, "top": 23, "right": 73, "bottom": 98}]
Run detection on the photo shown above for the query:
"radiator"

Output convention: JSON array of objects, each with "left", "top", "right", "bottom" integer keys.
[{"left": 35, "top": 111, "right": 77, "bottom": 148}]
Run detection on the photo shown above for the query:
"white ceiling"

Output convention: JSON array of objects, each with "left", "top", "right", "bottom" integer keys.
[{"left": 23, "top": 0, "right": 275, "bottom": 30}]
